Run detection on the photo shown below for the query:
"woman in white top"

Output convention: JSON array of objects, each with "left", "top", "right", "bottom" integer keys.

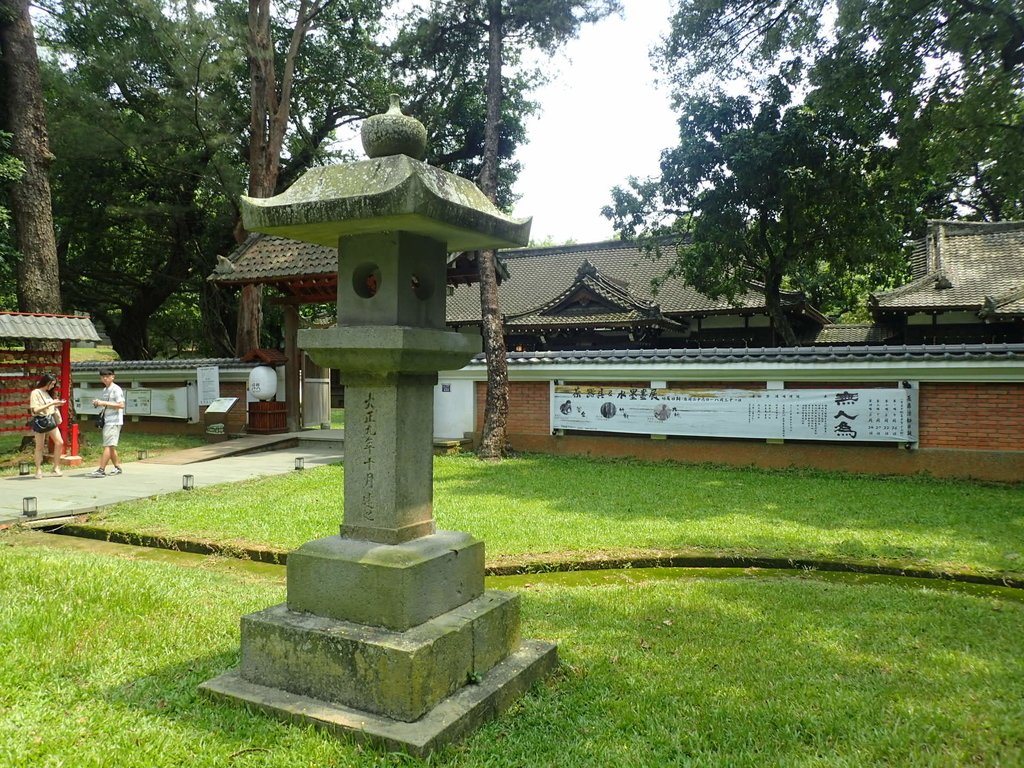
[{"left": 29, "top": 373, "right": 65, "bottom": 478}]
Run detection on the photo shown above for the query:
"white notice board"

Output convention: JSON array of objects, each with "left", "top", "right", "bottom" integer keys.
[
  {"left": 125, "top": 388, "right": 152, "bottom": 415},
  {"left": 551, "top": 385, "right": 917, "bottom": 443},
  {"left": 196, "top": 366, "right": 220, "bottom": 407}
]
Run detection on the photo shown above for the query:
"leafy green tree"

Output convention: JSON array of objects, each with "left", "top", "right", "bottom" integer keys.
[
  {"left": 659, "top": 0, "right": 1024, "bottom": 222},
  {"left": 608, "top": 1, "right": 1022, "bottom": 331},
  {"left": 38, "top": 0, "right": 246, "bottom": 358},
  {"left": 604, "top": 75, "right": 902, "bottom": 343},
  {"left": 38, "top": 0, "right": 396, "bottom": 357}
]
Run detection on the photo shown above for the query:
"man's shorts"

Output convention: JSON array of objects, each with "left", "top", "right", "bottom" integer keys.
[{"left": 101, "top": 423, "right": 122, "bottom": 448}]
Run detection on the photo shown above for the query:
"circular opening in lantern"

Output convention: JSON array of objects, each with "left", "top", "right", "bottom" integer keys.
[
  {"left": 411, "top": 273, "right": 434, "bottom": 301},
  {"left": 353, "top": 263, "right": 381, "bottom": 298}
]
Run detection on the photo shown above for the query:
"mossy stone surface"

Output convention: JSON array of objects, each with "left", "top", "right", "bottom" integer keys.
[
  {"left": 287, "top": 532, "right": 486, "bottom": 629},
  {"left": 237, "top": 590, "right": 521, "bottom": 722},
  {"left": 361, "top": 94, "right": 428, "bottom": 160},
  {"left": 239, "top": 155, "right": 530, "bottom": 251}
]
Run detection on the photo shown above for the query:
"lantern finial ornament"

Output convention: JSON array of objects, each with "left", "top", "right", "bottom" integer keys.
[{"left": 360, "top": 94, "right": 428, "bottom": 160}]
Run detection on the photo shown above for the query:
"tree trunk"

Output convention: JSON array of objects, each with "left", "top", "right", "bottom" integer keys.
[
  {"left": 235, "top": 282, "right": 264, "bottom": 354},
  {"left": 477, "top": 249, "right": 509, "bottom": 458},
  {"left": 0, "top": 0, "right": 61, "bottom": 315},
  {"left": 235, "top": 0, "right": 316, "bottom": 357},
  {"left": 764, "top": 263, "right": 798, "bottom": 346},
  {"left": 476, "top": 0, "right": 510, "bottom": 460}
]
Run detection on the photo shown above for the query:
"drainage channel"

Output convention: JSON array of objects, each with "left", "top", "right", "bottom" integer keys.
[{"left": 11, "top": 527, "right": 1024, "bottom": 604}]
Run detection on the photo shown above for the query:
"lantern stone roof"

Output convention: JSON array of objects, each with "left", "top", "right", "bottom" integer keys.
[
  {"left": 873, "top": 220, "right": 1024, "bottom": 315},
  {"left": 239, "top": 155, "right": 530, "bottom": 252},
  {"left": 0, "top": 312, "right": 100, "bottom": 342}
]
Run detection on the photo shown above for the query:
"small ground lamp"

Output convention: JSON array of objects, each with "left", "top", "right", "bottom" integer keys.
[
  {"left": 294, "top": 457, "right": 304, "bottom": 471},
  {"left": 182, "top": 474, "right": 195, "bottom": 491},
  {"left": 138, "top": 450, "right": 149, "bottom": 460},
  {"left": 18, "top": 461, "right": 31, "bottom": 476},
  {"left": 22, "top": 497, "right": 37, "bottom": 517}
]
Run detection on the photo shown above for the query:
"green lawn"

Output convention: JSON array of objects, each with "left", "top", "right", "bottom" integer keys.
[
  {"left": 82, "top": 453, "right": 1024, "bottom": 579},
  {"left": 0, "top": 542, "right": 1021, "bottom": 767}
]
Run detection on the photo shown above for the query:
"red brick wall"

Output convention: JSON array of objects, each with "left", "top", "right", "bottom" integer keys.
[
  {"left": 472, "top": 379, "right": 1024, "bottom": 481},
  {"left": 475, "top": 380, "right": 551, "bottom": 434},
  {"left": 919, "top": 382, "right": 1024, "bottom": 451}
]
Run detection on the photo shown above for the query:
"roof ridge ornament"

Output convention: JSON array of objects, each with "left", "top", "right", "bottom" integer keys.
[{"left": 360, "top": 94, "right": 427, "bottom": 161}]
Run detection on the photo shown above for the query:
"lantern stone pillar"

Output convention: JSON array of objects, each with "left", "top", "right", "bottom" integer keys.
[{"left": 200, "top": 97, "right": 557, "bottom": 756}]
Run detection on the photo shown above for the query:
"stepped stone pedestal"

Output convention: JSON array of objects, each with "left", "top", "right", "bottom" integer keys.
[{"left": 200, "top": 98, "right": 556, "bottom": 756}]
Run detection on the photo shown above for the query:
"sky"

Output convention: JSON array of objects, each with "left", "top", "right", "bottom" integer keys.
[{"left": 509, "top": 0, "right": 679, "bottom": 245}]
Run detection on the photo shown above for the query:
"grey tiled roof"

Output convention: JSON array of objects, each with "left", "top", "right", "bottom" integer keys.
[
  {"left": 875, "top": 220, "right": 1024, "bottom": 313},
  {"left": 71, "top": 358, "right": 256, "bottom": 372},
  {"left": 809, "top": 323, "right": 895, "bottom": 345},
  {"left": 211, "top": 235, "right": 335, "bottom": 284},
  {"left": 503, "top": 258, "right": 682, "bottom": 330},
  {"left": 447, "top": 240, "right": 801, "bottom": 325},
  {"left": 0, "top": 312, "right": 100, "bottom": 342},
  {"left": 465, "top": 342, "right": 1024, "bottom": 367}
]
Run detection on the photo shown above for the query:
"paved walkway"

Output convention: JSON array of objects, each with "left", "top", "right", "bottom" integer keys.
[{"left": 1, "top": 431, "right": 345, "bottom": 525}]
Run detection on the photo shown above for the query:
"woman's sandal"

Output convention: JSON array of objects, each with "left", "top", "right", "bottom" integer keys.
[{"left": 52, "top": 469, "right": 63, "bottom": 476}]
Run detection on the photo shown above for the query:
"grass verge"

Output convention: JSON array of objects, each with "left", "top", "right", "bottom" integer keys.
[
  {"left": 79, "top": 453, "right": 1024, "bottom": 579},
  {"left": 1, "top": 543, "right": 1022, "bottom": 767}
]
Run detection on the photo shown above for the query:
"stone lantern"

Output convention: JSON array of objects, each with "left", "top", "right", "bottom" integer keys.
[{"left": 201, "top": 96, "right": 556, "bottom": 755}]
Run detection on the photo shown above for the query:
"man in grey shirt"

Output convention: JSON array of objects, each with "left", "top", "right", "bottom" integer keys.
[{"left": 86, "top": 367, "right": 125, "bottom": 477}]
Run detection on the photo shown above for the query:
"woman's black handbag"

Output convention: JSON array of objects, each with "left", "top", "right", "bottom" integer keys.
[
  {"left": 30, "top": 414, "right": 57, "bottom": 433},
  {"left": 96, "top": 413, "right": 106, "bottom": 429}
]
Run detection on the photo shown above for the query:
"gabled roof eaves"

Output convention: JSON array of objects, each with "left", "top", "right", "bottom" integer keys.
[
  {"left": 447, "top": 240, "right": 792, "bottom": 324},
  {"left": 211, "top": 234, "right": 337, "bottom": 285},
  {"left": 876, "top": 223, "right": 1024, "bottom": 312},
  {"left": 512, "top": 261, "right": 659, "bottom": 322}
]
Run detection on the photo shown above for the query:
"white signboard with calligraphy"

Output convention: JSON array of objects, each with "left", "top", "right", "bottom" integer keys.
[
  {"left": 551, "top": 385, "right": 917, "bottom": 443},
  {"left": 196, "top": 365, "right": 220, "bottom": 407}
]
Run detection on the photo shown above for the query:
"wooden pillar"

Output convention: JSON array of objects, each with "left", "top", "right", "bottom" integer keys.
[{"left": 284, "top": 305, "right": 300, "bottom": 431}]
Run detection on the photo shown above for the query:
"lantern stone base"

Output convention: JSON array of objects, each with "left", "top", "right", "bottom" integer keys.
[
  {"left": 200, "top": 586, "right": 557, "bottom": 756},
  {"left": 200, "top": 638, "right": 556, "bottom": 757},
  {"left": 239, "top": 589, "right": 522, "bottom": 722}
]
